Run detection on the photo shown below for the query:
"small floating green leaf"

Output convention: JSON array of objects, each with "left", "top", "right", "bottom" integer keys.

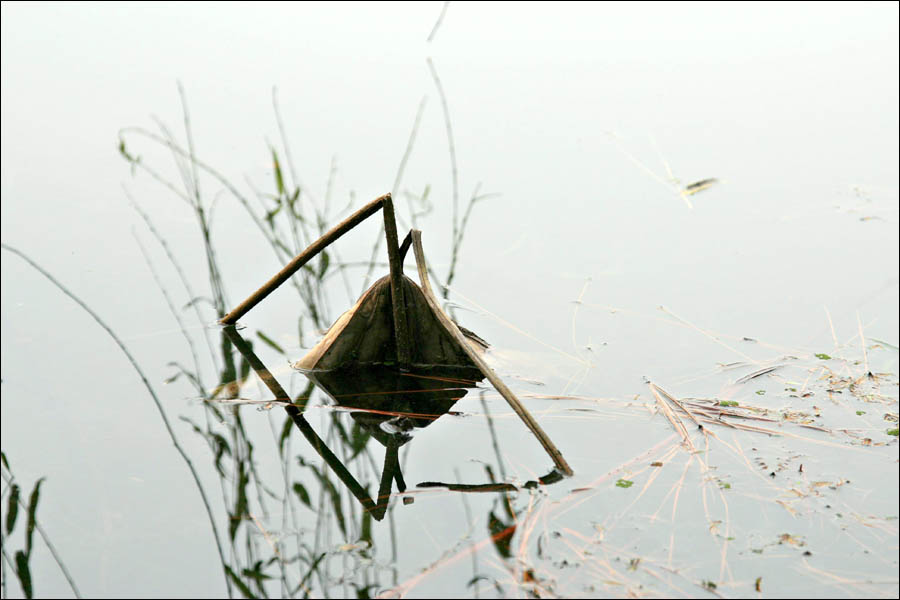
[
  {"left": 616, "top": 479, "right": 634, "bottom": 489},
  {"left": 815, "top": 353, "right": 832, "bottom": 360},
  {"left": 719, "top": 400, "right": 739, "bottom": 407},
  {"left": 887, "top": 428, "right": 899, "bottom": 436},
  {"left": 683, "top": 178, "right": 719, "bottom": 196},
  {"left": 856, "top": 410, "right": 866, "bottom": 416},
  {"left": 755, "top": 390, "right": 766, "bottom": 396}
]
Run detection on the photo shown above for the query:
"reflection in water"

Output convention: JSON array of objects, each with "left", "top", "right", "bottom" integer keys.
[
  {"left": 219, "top": 312, "right": 569, "bottom": 596},
  {"left": 5, "top": 78, "right": 576, "bottom": 594},
  {"left": 226, "top": 323, "right": 563, "bottom": 526},
  {"left": 112, "top": 91, "right": 559, "bottom": 595},
  {"left": 305, "top": 365, "right": 484, "bottom": 519},
  {"left": 1, "top": 455, "right": 81, "bottom": 599}
]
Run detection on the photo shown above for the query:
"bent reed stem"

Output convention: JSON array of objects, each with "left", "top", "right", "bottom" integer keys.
[{"left": 407, "top": 231, "right": 574, "bottom": 477}]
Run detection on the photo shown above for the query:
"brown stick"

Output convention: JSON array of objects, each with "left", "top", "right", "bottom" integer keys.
[
  {"left": 381, "top": 195, "right": 411, "bottom": 368},
  {"left": 220, "top": 194, "right": 388, "bottom": 325},
  {"left": 221, "top": 325, "right": 382, "bottom": 516},
  {"left": 409, "top": 230, "right": 574, "bottom": 476}
]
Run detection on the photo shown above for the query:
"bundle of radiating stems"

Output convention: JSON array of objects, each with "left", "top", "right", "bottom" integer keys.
[{"left": 648, "top": 382, "right": 832, "bottom": 449}]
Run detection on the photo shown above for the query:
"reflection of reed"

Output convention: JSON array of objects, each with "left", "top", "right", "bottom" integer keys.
[
  {"left": 111, "top": 80, "right": 518, "bottom": 596},
  {"left": 1, "top": 243, "right": 224, "bottom": 596},
  {"left": 223, "top": 325, "right": 387, "bottom": 519},
  {"left": 1, "top": 454, "right": 81, "bottom": 599},
  {"left": 6, "top": 76, "right": 560, "bottom": 595}
]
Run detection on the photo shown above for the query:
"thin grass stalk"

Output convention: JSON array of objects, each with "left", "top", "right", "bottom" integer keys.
[{"left": 1, "top": 244, "right": 233, "bottom": 598}]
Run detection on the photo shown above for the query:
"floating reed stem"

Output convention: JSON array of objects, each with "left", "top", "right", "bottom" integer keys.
[
  {"left": 409, "top": 230, "right": 573, "bottom": 476},
  {"left": 220, "top": 192, "right": 411, "bottom": 368},
  {"left": 220, "top": 193, "right": 388, "bottom": 325}
]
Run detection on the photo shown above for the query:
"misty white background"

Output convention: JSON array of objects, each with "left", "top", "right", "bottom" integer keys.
[{"left": 2, "top": 2, "right": 898, "bottom": 597}]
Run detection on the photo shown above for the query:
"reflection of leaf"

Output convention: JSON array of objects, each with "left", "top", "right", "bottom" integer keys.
[
  {"left": 288, "top": 188, "right": 300, "bottom": 212},
  {"left": 242, "top": 560, "right": 273, "bottom": 584},
  {"left": 293, "top": 553, "right": 326, "bottom": 596},
  {"left": 292, "top": 483, "right": 311, "bottom": 508},
  {"left": 15, "top": 550, "right": 33, "bottom": 599},
  {"left": 225, "top": 565, "right": 257, "bottom": 599},
  {"left": 306, "top": 467, "right": 346, "bottom": 536},
  {"left": 278, "top": 415, "right": 293, "bottom": 454},
  {"left": 179, "top": 417, "right": 231, "bottom": 476},
  {"left": 25, "top": 478, "right": 44, "bottom": 555},
  {"left": 163, "top": 371, "right": 182, "bottom": 384},
  {"left": 183, "top": 296, "right": 214, "bottom": 309},
  {"left": 488, "top": 511, "right": 515, "bottom": 558},
  {"left": 239, "top": 355, "right": 251, "bottom": 384},
  {"left": 348, "top": 422, "right": 370, "bottom": 460},
  {"left": 164, "top": 362, "right": 202, "bottom": 391},
  {"left": 6, "top": 483, "right": 20, "bottom": 534},
  {"left": 264, "top": 204, "right": 282, "bottom": 227},
  {"left": 318, "top": 251, "right": 330, "bottom": 279},
  {"left": 212, "top": 433, "right": 232, "bottom": 477},
  {"left": 230, "top": 462, "right": 249, "bottom": 541},
  {"left": 117, "top": 139, "right": 140, "bottom": 165},
  {"left": 256, "top": 330, "right": 285, "bottom": 355}
]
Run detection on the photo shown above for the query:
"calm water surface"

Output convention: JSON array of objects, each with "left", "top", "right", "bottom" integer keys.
[{"left": 1, "top": 3, "right": 898, "bottom": 598}]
